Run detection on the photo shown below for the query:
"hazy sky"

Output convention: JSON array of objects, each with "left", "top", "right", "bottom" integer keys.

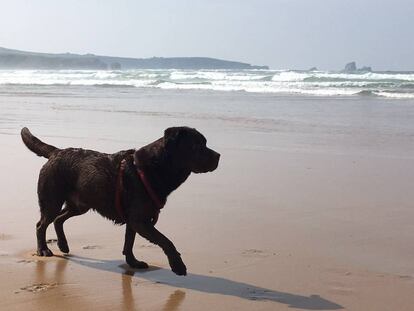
[{"left": 0, "top": 0, "right": 413, "bottom": 70}]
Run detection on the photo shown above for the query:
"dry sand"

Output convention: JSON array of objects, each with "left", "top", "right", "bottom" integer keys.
[{"left": 1, "top": 89, "right": 414, "bottom": 310}]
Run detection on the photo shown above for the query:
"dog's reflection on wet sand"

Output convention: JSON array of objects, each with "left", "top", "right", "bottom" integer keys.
[{"left": 33, "top": 256, "right": 186, "bottom": 311}]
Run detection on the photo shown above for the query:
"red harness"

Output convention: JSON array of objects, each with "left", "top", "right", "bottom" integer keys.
[{"left": 115, "top": 158, "right": 164, "bottom": 225}]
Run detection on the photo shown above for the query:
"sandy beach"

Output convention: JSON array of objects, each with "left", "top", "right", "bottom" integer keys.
[{"left": 1, "top": 86, "right": 414, "bottom": 310}]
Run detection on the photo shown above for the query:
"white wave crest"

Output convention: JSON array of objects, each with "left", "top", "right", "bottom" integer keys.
[
  {"left": 271, "top": 71, "right": 309, "bottom": 82},
  {"left": 0, "top": 69, "right": 414, "bottom": 98},
  {"left": 374, "top": 91, "right": 414, "bottom": 99}
]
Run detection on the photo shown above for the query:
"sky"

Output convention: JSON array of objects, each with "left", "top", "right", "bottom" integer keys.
[{"left": 0, "top": 0, "right": 413, "bottom": 70}]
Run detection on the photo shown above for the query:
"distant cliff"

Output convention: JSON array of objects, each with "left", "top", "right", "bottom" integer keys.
[{"left": 0, "top": 47, "right": 268, "bottom": 70}]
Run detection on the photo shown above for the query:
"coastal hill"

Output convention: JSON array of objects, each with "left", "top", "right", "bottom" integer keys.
[{"left": 0, "top": 47, "right": 268, "bottom": 70}]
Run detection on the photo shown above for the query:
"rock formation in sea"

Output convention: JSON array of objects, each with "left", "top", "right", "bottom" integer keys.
[
  {"left": 344, "top": 62, "right": 357, "bottom": 72},
  {"left": 359, "top": 66, "right": 372, "bottom": 72},
  {"left": 343, "top": 62, "right": 373, "bottom": 73}
]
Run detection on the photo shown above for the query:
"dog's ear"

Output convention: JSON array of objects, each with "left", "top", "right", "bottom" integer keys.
[{"left": 164, "top": 127, "right": 187, "bottom": 150}]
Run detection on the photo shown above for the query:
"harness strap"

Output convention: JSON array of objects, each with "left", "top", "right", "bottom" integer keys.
[
  {"left": 136, "top": 168, "right": 164, "bottom": 225},
  {"left": 115, "top": 158, "right": 165, "bottom": 225}
]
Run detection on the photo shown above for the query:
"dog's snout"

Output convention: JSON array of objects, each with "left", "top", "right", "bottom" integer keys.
[
  {"left": 209, "top": 150, "right": 220, "bottom": 171},
  {"left": 215, "top": 152, "right": 220, "bottom": 162}
]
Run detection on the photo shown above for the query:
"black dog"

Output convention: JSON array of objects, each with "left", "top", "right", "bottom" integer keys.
[{"left": 21, "top": 127, "right": 220, "bottom": 275}]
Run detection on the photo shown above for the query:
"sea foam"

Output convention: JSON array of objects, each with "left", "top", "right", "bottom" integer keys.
[{"left": 0, "top": 69, "right": 414, "bottom": 98}]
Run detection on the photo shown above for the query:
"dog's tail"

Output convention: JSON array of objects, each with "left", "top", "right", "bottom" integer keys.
[{"left": 20, "top": 127, "right": 59, "bottom": 158}]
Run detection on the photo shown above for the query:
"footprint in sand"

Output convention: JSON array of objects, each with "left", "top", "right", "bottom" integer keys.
[
  {"left": 242, "top": 249, "right": 275, "bottom": 257},
  {"left": 398, "top": 275, "right": 413, "bottom": 280},
  {"left": 139, "top": 244, "right": 157, "bottom": 249},
  {"left": 82, "top": 245, "right": 102, "bottom": 250},
  {"left": 0, "top": 233, "right": 12, "bottom": 240},
  {"left": 17, "top": 283, "right": 58, "bottom": 294},
  {"left": 17, "top": 259, "right": 37, "bottom": 264}
]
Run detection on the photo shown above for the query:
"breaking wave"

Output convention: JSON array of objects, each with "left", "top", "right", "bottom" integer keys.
[{"left": 1, "top": 69, "right": 414, "bottom": 99}]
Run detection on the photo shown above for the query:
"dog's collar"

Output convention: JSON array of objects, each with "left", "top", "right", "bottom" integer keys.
[{"left": 115, "top": 157, "right": 165, "bottom": 225}]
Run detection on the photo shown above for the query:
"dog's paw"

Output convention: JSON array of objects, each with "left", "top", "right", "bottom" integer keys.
[
  {"left": 128, "top": 260, "right": 149, "bottom": 269},
  {"left": 126, "top": 256, "right": 149, "bottom": 269},
  {"left": 169, "top": 256, "right": 187, "bottom": 276},
  {"left": 57, "top": 241, "right": 69, "bottom": 253},
  {"left": 37, "top": 248, "right": 54, "bottom": 257}
]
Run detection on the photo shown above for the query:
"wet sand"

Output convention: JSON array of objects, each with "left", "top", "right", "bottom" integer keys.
[{"left": 1, "top": 88, "right": 414, "bottom": 310}]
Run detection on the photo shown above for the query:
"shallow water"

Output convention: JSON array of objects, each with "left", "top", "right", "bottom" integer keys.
[{"left": 1, "top": 85, "right": 414, "bottom": 159}]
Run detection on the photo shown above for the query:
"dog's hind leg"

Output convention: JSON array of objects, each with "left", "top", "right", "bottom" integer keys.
[
  {"left": 36, "top": 164, "right": 67, "bottom": 257},
  {"left": 122, "top": 224, "right": 149, "bottom": 269},
  {"left": 36, "top": 202, "right": 62, "bottom": 257},
  {"left": 54, "top": 203, "right": 85, "bottom": 253}
]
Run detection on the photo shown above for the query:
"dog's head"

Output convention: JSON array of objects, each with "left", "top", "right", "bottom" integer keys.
[{"left": 163, "top": 126, "right": 220, "bottom": 174}]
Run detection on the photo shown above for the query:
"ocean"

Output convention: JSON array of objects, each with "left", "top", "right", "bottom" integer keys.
[{"left": 1, "top": 69, "right": 414, "bottom": 98}]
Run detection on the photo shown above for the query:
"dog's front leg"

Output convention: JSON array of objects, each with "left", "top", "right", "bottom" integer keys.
[
  {"left": 132, "top": 222, "right": 187, "bottom": 276},
  {"left": 122, "top": 224, "right": 149, "bottom": 269}
]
